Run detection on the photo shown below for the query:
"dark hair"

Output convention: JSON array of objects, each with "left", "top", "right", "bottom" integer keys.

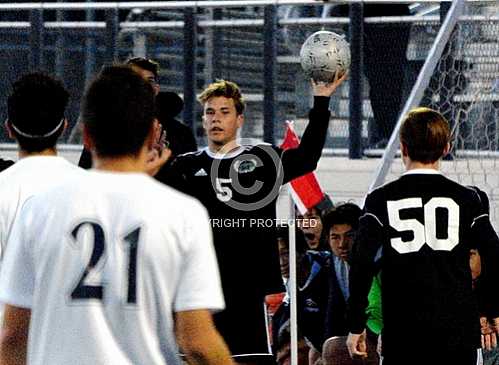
[
  {"left": 156, "top": 91, "right": 184, "bottom": 120},
  {"left": 125, "top": 57, "right": 159, "bottom": 78},
  {"left": 322, "top": 202, "right": 362, "bottom": 235},
  {"left": 81, "top": 65, "right": 156, "bottom": 158},
  {"left": 7, "top": 73, "right": 69, "bottom": 152},
  {"left": 400, "top": 107, "right": 451, "bottom": 163},
  {"left": 276, "top": 225, "right": 309, "bottom": 255}
]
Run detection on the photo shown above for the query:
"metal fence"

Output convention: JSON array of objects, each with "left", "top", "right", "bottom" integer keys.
[{"left": 0, "top": 1, "right": 497, "bottom": 155}]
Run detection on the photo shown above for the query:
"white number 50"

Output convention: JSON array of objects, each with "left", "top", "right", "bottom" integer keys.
[{"left": 387, "top": 197, "right": 459, "bottom": 254}]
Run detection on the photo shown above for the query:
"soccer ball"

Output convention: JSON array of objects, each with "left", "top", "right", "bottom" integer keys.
[{"left": 300, "top": 31, "right": 350, "bottom": 83}]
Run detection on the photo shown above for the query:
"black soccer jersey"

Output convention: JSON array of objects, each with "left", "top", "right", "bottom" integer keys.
[
  {"left": 0, "top": 158, "right": 14, "bottom": 172},
  {"left": 158, "top": 96, "right": 331, "bottom": 355},
  {"left": 348, "top": 169, "right": 499, "bottom": 356}
]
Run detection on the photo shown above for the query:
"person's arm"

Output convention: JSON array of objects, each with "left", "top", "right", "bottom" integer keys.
[
  {"left": 281, "top": 73, "right": 347, "bottom": 183},
  {"left": 0, "top": 305, "right": 30, "bottom": 365},
  {"left": 175, "top": 310, "right": 234, "bottom": 365},
  {"left": 0, "top": 200, "right": 36, "bottom": 365},
  {"left": 346, "top": 193, "right": 384, "bottom": 358},
  {"left": 470, "top": 190, "right": 499, "bottom": 320},
  {"left": 154, "top": 155, "right": 193, "bottom": 195}
]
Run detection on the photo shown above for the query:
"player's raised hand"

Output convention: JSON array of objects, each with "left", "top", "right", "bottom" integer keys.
[
  {"left": 146, "top": 123, "right": 171, "bottom": 176},
  {"left": 311, "top": 70, "right": 348, "bottom": 97},
  {"left": 493, "top": 317, "right": 499, "bottom": 333},
  {"left": 346, "top": 330, "right": 368, "bottom": 359}
]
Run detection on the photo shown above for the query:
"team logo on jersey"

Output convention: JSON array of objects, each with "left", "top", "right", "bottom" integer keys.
[{"left": 233, "top": 159, "right": 257, "bottom": 174}]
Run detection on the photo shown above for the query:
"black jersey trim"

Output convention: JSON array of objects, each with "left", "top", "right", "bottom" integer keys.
[{"left": 360, "top": 212, "right": 384, "bottom": 227}]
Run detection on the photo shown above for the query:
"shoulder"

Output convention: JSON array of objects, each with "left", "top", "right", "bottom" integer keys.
[
  {"left": 0, "top": 159, "right": 29, "bottom": 190},
  {"left": 307, "top": 250, "right": 332, "bottom": 265},
  {"left": 169, "top": 150, "right": 206, "bottom": 172},
  {"left": 364, "top": 180, "right": 393, "bottom": 206},
  {"left": 175, "top": 149, "right": 204, "bottom": 160},
  {"left": 143, "top": 175, "right": 209, "bottom": 216},
  {"left": 247, "top": 143, "right": 282, "bottom": 160}
]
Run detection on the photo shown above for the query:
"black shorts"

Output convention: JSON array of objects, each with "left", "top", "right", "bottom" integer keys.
[{"left": 214, "top": 297, "right": 273, "bottom": 361}]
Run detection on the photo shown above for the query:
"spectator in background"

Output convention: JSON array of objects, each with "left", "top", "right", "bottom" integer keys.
[
  {"left": 297, "top": 202, "right": 331, "bottom": 251},
  {"left": 320, "top": 203, "right": 380, "bottom": 365},
  {"left": 272, "top": 316, "right": 311, "bottom": 365},
  {"left": 277, "top": 225, "right": 310, "bottom": 286},
  {"left": 327, "top": 3, "right": 411, "bottom": 148},
  {"left": 78, "top": 57, "right": 195, "bottom": 169},
  {"left": 155, "top": 91, "right": 197, "bottom": 157}
]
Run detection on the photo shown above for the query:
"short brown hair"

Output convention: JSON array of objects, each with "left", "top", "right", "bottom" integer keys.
[
  {"left": 198, "top": 79, "right": 245, "bottom": 115},
  {"left": 400, "top": 107, "right": 451, "bottom": 163}
]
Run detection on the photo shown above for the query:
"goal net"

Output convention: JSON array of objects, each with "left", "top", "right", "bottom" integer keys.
[{"left": 371, "top": 0, "right": 499, "bottom": 229}]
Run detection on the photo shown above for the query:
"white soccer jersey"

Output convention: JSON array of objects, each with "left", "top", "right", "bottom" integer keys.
[
  {"left": 0, "top": 155, "right": 81, "bottom": 257},
  {"left": 0, "top": 170, "right": 224, "bottom": 365}
]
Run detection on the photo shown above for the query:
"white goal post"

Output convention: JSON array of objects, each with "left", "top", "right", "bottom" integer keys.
[{"left": 369, "top": 0, "right": 499, "bottom": 229}]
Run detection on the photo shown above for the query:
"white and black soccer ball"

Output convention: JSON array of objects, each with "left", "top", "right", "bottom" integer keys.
[{"left": 300, "top": 30, "right": 351, "bottom": 83}]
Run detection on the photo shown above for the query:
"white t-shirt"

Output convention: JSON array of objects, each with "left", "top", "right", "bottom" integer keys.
[
  {"left": 0, "top": 155, "right": 81, "bottom": 257},
  {"left": 0, "top": 170, "right": 224, "bottom": 365}
]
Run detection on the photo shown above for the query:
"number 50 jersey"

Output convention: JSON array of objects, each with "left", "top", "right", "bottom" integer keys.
[{"left": 348, "top": 169, "right": 499, "bottom": 357}]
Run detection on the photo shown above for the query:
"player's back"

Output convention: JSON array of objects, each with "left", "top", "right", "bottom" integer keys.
[
  {"left": 365, "top": 170, "right": 486, "bottom": 353},
  {"left": 2, "top": 170, "right": 223, "bottom": 365}
]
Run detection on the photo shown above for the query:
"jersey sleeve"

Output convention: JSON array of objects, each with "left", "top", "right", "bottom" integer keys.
[
  {"left": 154, "top": 156, "right": 193, "bottom": 195},
  {"left": 0, "top": 199, "right": 36, "bottom": 309},
  {"left": 468, "top": 189, "right": 499, "bottom": 318},
  {"left": 280, "top": 96, "right": 331, "bottom": 183},
  {"left": 173, "top": 202, "right": 225, "bottom": 313},
  {"left": 347, "top": 191, "right": 385, "bottom": 334}
]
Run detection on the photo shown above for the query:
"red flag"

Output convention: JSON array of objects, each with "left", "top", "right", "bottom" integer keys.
[{"left": 280, "top": 121, "right": 325, "bottom": 214}]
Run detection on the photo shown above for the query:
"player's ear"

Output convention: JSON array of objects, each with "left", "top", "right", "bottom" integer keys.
[
  {"left": 4, "top": 120, "right": 15, "bottom": 140},
  {"left": 62, "top": 118, "right": 68, "bottom": 132},
  {"left": 400, "top": 142, "right": 408, "bottom": 157},
  {"left": 82, "top": 124, "right": 94, "bottom": 151},
  {"left": 442, "top": 142, "right": 451, "bottom": 157},
  {"left": 237, "top": 113, "right": 244, "bottom": 128}
]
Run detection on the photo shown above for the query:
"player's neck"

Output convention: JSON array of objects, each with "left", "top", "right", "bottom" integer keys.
[
  {"left": 93, "top": 156, "right": 146, "bottom": 173},
  {"left": 18, "top": 148, "right": 57, "bottom": 159},
  {"left": 404, "top": 160, "right": 440, "bottom": 171},
  {"left": 208, "top": 140, "right": 240, "bottom": 155}
]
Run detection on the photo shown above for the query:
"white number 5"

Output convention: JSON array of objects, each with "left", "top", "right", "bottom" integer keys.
[
  {"left": 215, "top": 178, "right": 232, "bottom": 202},
  {"left": 387, "top": 197, "right": 459, "bottom": 254}
]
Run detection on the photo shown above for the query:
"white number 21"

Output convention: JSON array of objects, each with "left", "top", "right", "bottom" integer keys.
[{"left": 387, "top": 197, "right": 459, "bottom": 254}]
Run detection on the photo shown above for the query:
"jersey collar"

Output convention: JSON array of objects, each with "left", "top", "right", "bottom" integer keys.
[
  {"left": 402, "top": 168, "right": 442, "bottom": 175},
  {"left": 204, "top": 146, "right": 246, "bottom": 159}
]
